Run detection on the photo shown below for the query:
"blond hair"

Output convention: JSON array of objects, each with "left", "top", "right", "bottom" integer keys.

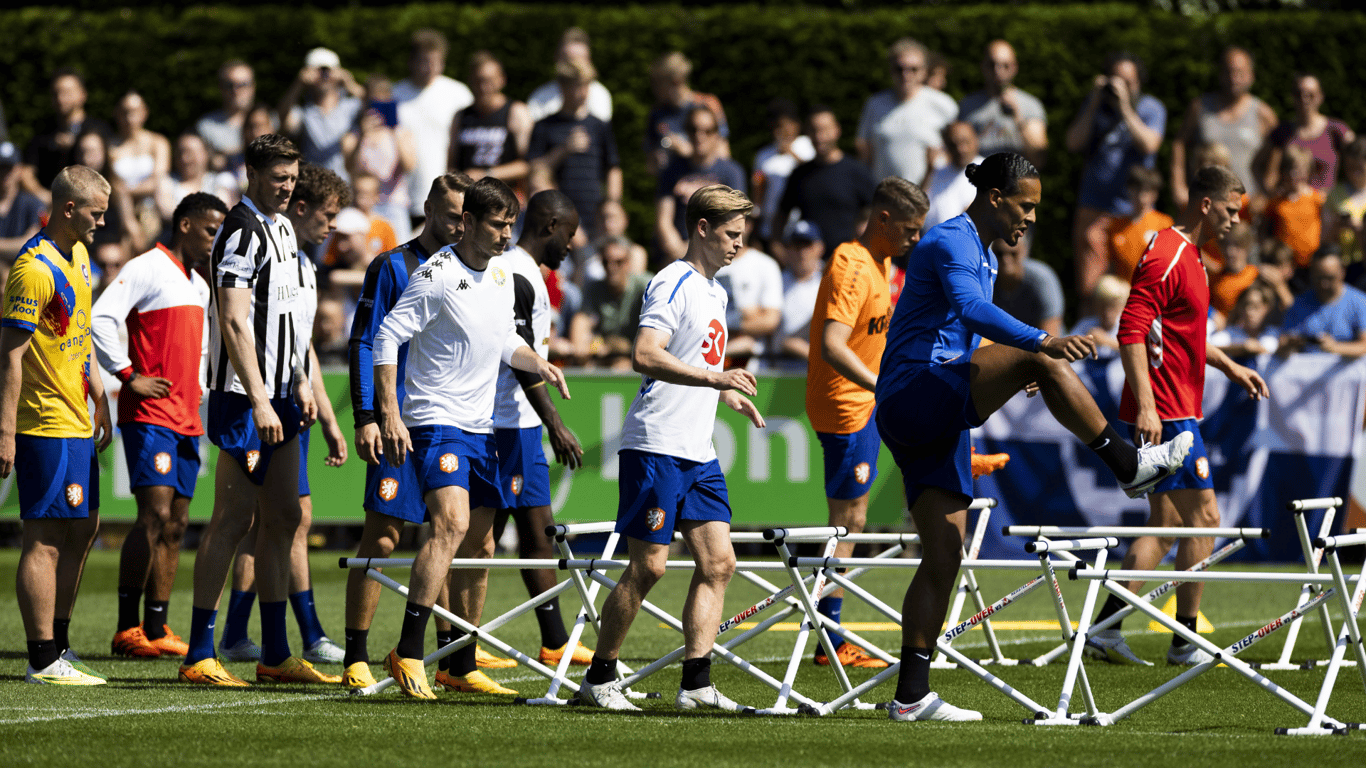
[
  {"left": 652, "top": 51, "right": 691, "bottom": 83},
  {"left": 52, "top": 165, "right": 110, "bottom": 207},
  {"left": 1094, "top": 274, "right": 1130, "bottom": 307},
  {"left": 686, "top": 184, "right": 753, "bottom": 234},
  {"left": 555, "top": 57, "right": 596, "bottom": 84}
]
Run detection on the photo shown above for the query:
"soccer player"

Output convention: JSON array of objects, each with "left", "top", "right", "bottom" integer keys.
[
  {"left": 216, "top": 163, "right": 350, "bottom": 666},
  {"left": 578, "top": 184, "right": 764, "bottom": 713},
  {"left": 179, "top": 134, "right": 339, "bottom": 686},
  {"left": 93, "top": 192, "right": 228, "bottom": 659},
  {"left": 876, "top": 152, "right": 1193, "bottom": 721},
  {"left": 444, "top": 189, "right": 592, "bottom": 688},
  {"left": 3, "top": 165, "right": 114, "bottom": 684},
  {"left": 805, "top": 177, "right": 928, "bottom": 669},
  {"left": 341, "top": 171, "right": 471, "bottom": 690},
  {"left": 373, "top": 177, "right": 569, "bottom": 700},
  {"left": 1086, "top": 165, "right": 1268, "bottom": 667}
]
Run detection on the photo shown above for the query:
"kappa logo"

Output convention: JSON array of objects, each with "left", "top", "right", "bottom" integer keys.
[
  {"left": 379, "top": 477, "right": 399, "bottom": 501},
  {"left": 646, "top": 507, "right": 666, "bottom": 532},
  {"left": 439, "top": 453, "right": 459, "bottom": 473},
  {"left": 457, "top": 279, "right": 471, "bottom": 291},
  {"left": 1195, "top": 456, "right": 1210, "bottom": 480},
  {"left": 246, "top": 450, "right": 260, "bottom": 474},
  {"left": 153, "top": 452, "right": 172, "bottom": 475},
  {"left": 854, "top": 462, "right": 871, "bottom": 485},
  {"left": 66, "top": 483, "right": 83, "bottom": 508},
  {"left": 510, "top": 474, "right": 523, "bottom": 496}
]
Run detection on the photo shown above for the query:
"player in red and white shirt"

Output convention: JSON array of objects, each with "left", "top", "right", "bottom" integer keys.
[
  {"left": 578, "top": 185, "right": 765, "bottom": 714},
  {"left": 91, "top": 192, "right": 227, "bottom": 659},
  {"left": 1087, "top": 165, "right": 1268, "bottom": 667}
]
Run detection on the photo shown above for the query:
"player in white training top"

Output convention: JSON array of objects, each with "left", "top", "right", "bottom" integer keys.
[
  {"left": 579, "top": 184, "right": 765, "bottom": 713},
  {"left": 372, "top": 177, "right": 569, "bottom": 700}
]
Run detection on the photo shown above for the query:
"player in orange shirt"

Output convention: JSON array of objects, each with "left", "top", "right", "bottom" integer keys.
[
  {"left": 1209, "top": 222, "right": 1258, "bottom": 319},
  {"left": 1106, "top": 166, "right": 1173, "bottom": 284},
  {"left": 805, "top": 177, "right": 928, "bottom": 668}
]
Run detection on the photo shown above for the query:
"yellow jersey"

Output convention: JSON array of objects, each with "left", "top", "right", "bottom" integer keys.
[{"left": 2, "top": 231, "right": 94, "bottom": 438}]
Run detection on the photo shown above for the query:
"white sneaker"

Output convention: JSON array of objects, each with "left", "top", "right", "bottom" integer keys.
[
  {"left": 1121, "top": 432, "right": 1194, "bottom": 499},
  {"left": 888, "top": 692, "right": 981, "bottom": 722},
  {"left": 303, "top": 636, "right": 345, "bottom": 664},
  {"left": 60, "top": 649, "right": 107, "bottom": 681},
  {"left": 578, "top": 679, "right": 641, "bottom": 711},
  {"left": 25, "top": 658, "right": 106, "bottom": 685},
  {"left": 1167, "top": 643, "right": 1216, "bottom": 666},
  {"left": 219, "top": 637, "right": 262, "bottom": 662},
  {"left": 676, "top": 685, "right": 755, "bottom": 714},
  {"left": 1083, "top": 629, "right": 1153, "bottom": 666}
]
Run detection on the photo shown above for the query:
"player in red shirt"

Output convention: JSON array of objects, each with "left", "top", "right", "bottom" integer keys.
[{"left": 1086, "top": 164, "right": 1268, "bottom": 667}]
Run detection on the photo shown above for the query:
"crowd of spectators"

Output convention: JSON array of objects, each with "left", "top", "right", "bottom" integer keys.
[{"left": 2, "top": 30, "right": 1362, "bottom": 374}]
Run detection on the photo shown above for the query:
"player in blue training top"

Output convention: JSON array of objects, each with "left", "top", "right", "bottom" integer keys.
[{"left": 875, "top": 152, "right": 1194, "bottom": 722}]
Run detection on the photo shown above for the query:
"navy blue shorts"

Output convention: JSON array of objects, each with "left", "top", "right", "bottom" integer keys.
[
  {"left": 1133, "top": 418, "right": 1213, "bottom": 494},
  {"left": 15, "top": 435, "right": 97, "bottom": 519},
  {"left": 364, "top": 450, "right": 427, "bottom": 524},
  {"left": 120, "top": 422, "right": 201, "bottom": 498},
  {"left": 616, "top": 449, "right": 731, "bottom": 545},
  {"left": 299, "top": 426, "right": 311, "bottom": 496},
  {"left": 494, "top": 426, "right": 552, "bottom": 509},
  {"left": 207, "top": 390, "right": 302, "bottom": 486},
  {"left": 876, "top": 361, "right": 983, "bottom": 504},
  {"left": 408, "top": 425, "right": 500, "bottom": 510},
  {"left": 817, "top": 411, "right": 881, "bottom": 501}
]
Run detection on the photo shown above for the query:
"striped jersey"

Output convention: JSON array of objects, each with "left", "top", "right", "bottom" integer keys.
[
  {"left": 91, "top": 244, "right": 210, "bottom": 435},
  {"left": 1118, "top": 227, "right": 1209, "bottom": 422},
  {"left": 206, "top": 197, "right": 310, "bottom": 399},
  {"left": 1, "top": 231, "right": 94, "bottom": 438},
  {"left": 493, "top": 245, "right": 551, "bottom": 430},
  {"left": 348, "top": 239, "right": 432, "bottom": 428}
]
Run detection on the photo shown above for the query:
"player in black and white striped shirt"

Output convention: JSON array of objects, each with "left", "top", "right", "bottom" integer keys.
[{"left": 180, "top": 134, "right": 338, "bottom": 687}]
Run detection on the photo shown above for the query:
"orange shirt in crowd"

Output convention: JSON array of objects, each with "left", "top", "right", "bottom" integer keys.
[
  {"left": 1268, "top": 188, "right": 1326, "bottom": 267},
  {"left": 1107, "top": 209, "right": 1174, "bottom": 282},
  {"left": 805, "top": 241, "right": 890, "bottom": 435},
  {"left": 1210, "top": 264, "right": 1259, "bottom": 316}
]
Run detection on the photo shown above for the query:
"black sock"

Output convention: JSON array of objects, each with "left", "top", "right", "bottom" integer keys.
[
  {"left": 343, "top": 628, "right": 369, "bottom": 667},
  {"left": 117, "top": 590, "right": 141, "bottom": 632},
  {"left": 396, "top": 603, "right": 432, "bottom": 660},
  {"left": 535, "top": 598, "right": 570, "bottom": 649},
  {"left": 143, "top": 600, "right": 169, "bottom": 639},
  {"left": 53, "top": 619, "right": 71, "bottom": 655},
  {"left": 435, "top": 630, "right": 455, "bottom": 671},
  {"left": 449, "top": 631, "right": 477, "bottom": 676},
  {"left": 681, "top": 656, "right": 711, "bottom": 691},
  {"left": 1172, "top": 614, "right": 1199, "bottom": 648},
  {"left": 1087, "top": 425, "right": 1138, "bottom": 484},
  {"left": 28, "top": 639, "right": 59, "bottom": 671},
  {"left": 585, "top": 655, "right": 616, "bottom": 685},
  {"left": 1096, "top": 594, "right": 1128, "bottom": 631},
  {"left": 894, "top": 645, "right": 933, "bottom": 704}
]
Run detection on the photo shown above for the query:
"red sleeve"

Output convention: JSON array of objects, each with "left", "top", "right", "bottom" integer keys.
[{"left": 1117, "top": 237, "right": 1176, "bottom": 346}]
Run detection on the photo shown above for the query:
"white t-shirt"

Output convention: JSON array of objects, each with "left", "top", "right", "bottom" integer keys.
[
  {"left": 620, "top": 260, "right": 729, "bottom": 463},
  {"left": 714, "top": 248, "right": 783, "bottom": 355},
  {"left": 856, "top": 87, "right": 957, "bottom": 184},
  {"left": 395, "top": 75, "right": 475, "bottom": 216},
  {"left": 494, "top": 246, "right": 551, "bottom": 429},
  {"left": 924, "top": 155, "right": 984, "bottom": 229},
  {"left": 374, "top": 248, "right": 523, "bottom": 432},
  {"left": 526, "top": 80, "right": 613, "bottom": 124},
  {"left": 773, "top": 269, "right": 823, "bottom": 368}
]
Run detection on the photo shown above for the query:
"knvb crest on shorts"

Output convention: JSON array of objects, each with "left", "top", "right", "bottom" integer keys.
[
  {"left": 379, "top": 477, "right": 399, "bottom": 501},
  {"left": 510, "top": 474, "right": 523, "bottom": 496},
  {"left": 1195, "top": 456, "right": 1210, "bottom": 480},
  {"left": 66, "top": 483, "right": 83, "bottom": 507},
  {"left": 646, "top": 507, "right": 666, "bottom": 532},
  {"left": 153, "top": 451, "right": 172, "bottom": 475},
  {"left": 439, "top": 453, "right": 459, "bottom": 473},
  {"left": 854, "top": 462, "right": 871, "bottom": 486},
  {"left": 246, "top": 450, "right": 261, "bottom": 474}
]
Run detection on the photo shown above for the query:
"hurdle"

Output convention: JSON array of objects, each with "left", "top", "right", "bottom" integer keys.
[{"left": 1258, "top": 498, "right": 1351, "bottom": 671}]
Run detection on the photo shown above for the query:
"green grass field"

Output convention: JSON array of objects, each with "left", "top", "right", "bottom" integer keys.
[{"left": 1, "top": 548, "right": 1365, "bottom": 768}]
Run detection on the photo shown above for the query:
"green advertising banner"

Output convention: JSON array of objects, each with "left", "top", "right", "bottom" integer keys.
[{"left": 1, "top": 371, "right": 909, "bottom": 528}]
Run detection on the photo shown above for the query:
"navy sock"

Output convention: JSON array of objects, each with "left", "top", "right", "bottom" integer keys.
[
  {"left": 435, "top": 630, "right": 455, "bottom": 671},
  {"left": 343, "top": 628, "right": 369, "bottom": 668},
  {"left": 289, "top": 590, "right": 326, "bottom": 649},
  {"left": 894, "top": 645, "right": 933, "bottom": 703},
  {"left": 1087, "top": 425, "right": 1138, "bottom": 484},
  {"left": 1096, "top": 594, "right": 1127, "bottom": 631},
  {"left": 221, "top": 590, "right": 256, "bottom": 648},
  {"left": 585, "top": 655, "right": 616, "bottom": 685},
  {"left": 681, "top": 656, "right": 711, "bottom": 691},
  {"left": 143, "top": 600, "right": 169, "bottom": 639},
  {"left": 260, "top": 600, "right": 291, "bottom": 667},
  {"left": 28, "top": 639, "right": 59, "bottom": 671},
  {"left": 1172, "top": 614, "right": 1199, "bottom": 648},
  {"left": 52, "top": 618, "right": 71, "bottom": 655},
  {"left": 535, "top": 598, "right": 570, "bottom": 650},
  {"left": 185, "top": 606, "right": 218, "bottom": 664},
  {"left": 117, "top": 590, "right": 141, "bottom": 632},
  {"left": 449, "top": 631, "right": 476, "bottom": 676},
  {"left": 816, "top": 596, "right": 845, "bottom": 650},
  {"left": 396, "top": 603, "right": 431, "bottom": 660}
]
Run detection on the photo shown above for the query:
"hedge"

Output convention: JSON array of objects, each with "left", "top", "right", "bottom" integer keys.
[{"left": 3, "top": 4, "right": 1364, "bottom": 314}]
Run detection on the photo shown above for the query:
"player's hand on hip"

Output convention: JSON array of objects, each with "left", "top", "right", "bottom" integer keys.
[
  {"left": 323, "top": 419, "right": 348, "bottom": 466},
  {"left": 723, "top": 390, "right": 766, "bottom": 429},
  {"left": 380, "top": 420, "right": 411, "bottom": 466},
  {"left": 128, "top": 375, "right": 173, "bottom": 399},
  {"left": 1134, "top": 409, "right": 1162, "bottom": 448},
  {"left": 356, "top": 422, "right": 383, "bottom": 465},
  {"left": 253, "top": 405, "right": 285, "bottom": 446},
  {"left": 294, "top": 378, "right": 318, "bottom": 428},
  {"left": 0, "top": 432, "right": 14, "bottom": 478},
  {"left": 548, "top": 419, "right": 583, "bottom": 469},
  {"left": 711, "top": 368, "right": 758, "bottom": 396},
  {"left": 1040, "top": 333, "right": 1097, "bottom": 362}
]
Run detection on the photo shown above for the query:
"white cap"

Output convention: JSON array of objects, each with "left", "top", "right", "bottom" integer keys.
[
  {"left": 334, "top": 207, "right": 370, "bottom": 236},
  {"left": 305, "top": 47, "right": 341, "bottom": 70}
]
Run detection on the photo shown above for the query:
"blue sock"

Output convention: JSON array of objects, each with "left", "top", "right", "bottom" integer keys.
[
  {"left": 817, "top": 596, "right": 845, "bottom": 649},
  {"left": 186, "top": 606, "right": 218, "bottom": 665},
  {"left": 221, "top": 590, "right": 256, "bottom": 648},
  {"left": 289, "top": 590, "right": 326, "bottom": 649},
  {"left": 260, "top": 600, "right": 291, "bottom": 667}
]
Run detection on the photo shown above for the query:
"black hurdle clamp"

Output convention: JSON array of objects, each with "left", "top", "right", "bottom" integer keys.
[
  {"left": 337, "top": 557, "right": 348, "bottom": 569},
  {"left": 1067, "top": 565, "right": 1080, "bottom": 581}
]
